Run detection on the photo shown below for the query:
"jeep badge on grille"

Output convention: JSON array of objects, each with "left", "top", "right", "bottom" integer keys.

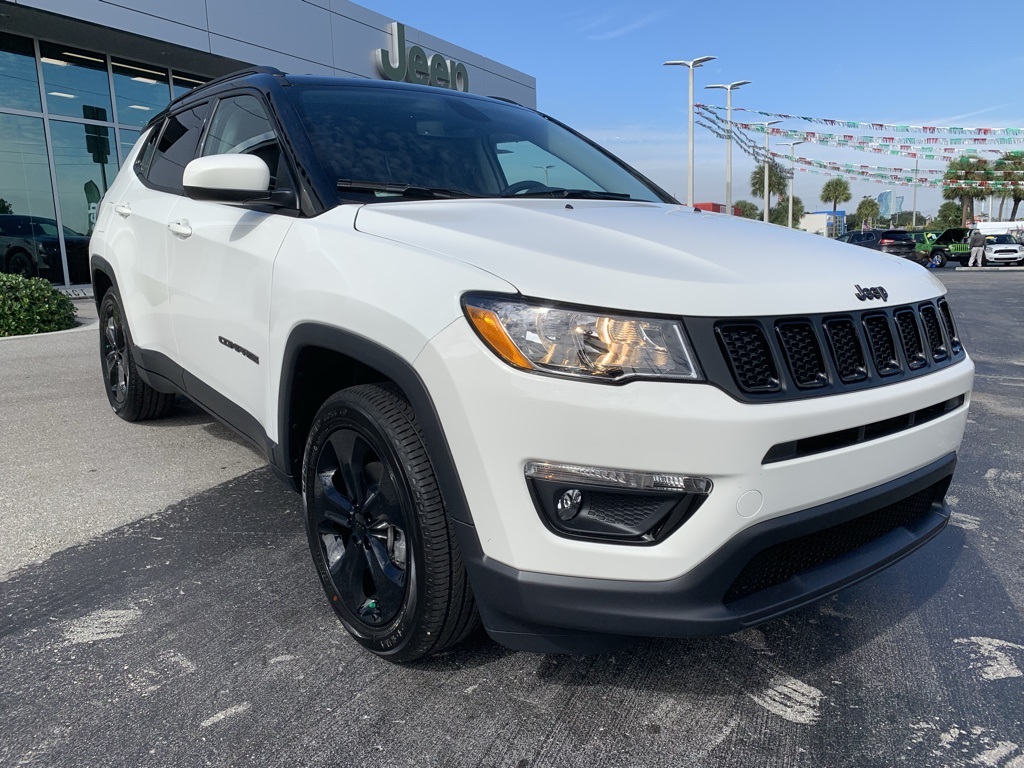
[{"left": 854, "top": 284, "right": 889, "bottom": 302}]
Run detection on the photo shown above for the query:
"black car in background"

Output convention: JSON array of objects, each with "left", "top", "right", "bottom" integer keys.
[
  {"left": 0, "top": 214, "right": 90, "bottom": 284},
  {"left": 835, "top": 229, "right": 923, "bottom": 264}
]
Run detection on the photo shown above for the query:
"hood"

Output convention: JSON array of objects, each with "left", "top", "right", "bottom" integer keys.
[{"left": 353, "top": 200, "right": 944, "bottom": 316}]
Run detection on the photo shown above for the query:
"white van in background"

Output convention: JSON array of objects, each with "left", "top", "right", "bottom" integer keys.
[{"left": 972, "top": 221, "right": 1024, "bottom": 237}]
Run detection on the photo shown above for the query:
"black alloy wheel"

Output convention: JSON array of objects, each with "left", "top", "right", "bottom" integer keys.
[
  {"left": 311, "top": 424, "right": 411, "bottom": 628},
  {"left": 302, "top": 384, "right": 478, "bottom": 661},
  {"left": 102, "top": 298, "right": 129, "bottom": 409},
  {"left": 97, "top": 290, "right": 174, "bottom": 421}
]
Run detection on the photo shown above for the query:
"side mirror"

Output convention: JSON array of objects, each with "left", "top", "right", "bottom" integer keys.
[{"left": 183, "top": 154, "right": 280, "bottom": 204}]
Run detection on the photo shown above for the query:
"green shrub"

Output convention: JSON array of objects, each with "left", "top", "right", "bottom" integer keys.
[{"left": 0, "top": 273, "right": 77, "bottom": 337}]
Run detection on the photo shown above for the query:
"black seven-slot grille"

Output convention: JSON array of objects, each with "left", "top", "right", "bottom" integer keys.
[{"left": 685, "top": 298, "right": 964, "bottom": 403}]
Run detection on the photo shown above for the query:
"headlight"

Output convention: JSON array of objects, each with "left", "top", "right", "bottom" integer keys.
[{"left": 462, "top": 293, "right": 702, "bottom": 382}]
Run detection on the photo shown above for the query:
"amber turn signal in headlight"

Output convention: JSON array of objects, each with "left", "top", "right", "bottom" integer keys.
[{"left": 463, "top": 294, "right": 702, "bottom": 383}]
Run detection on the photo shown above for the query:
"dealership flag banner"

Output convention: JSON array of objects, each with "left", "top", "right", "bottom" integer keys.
[{"left": 696, "top": 103, "right": 1024, "bottom": 137}]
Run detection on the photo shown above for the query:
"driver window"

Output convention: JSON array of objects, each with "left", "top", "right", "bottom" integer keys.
[{"left": 203, "top": 94, "right": 291, "bottom": 191}]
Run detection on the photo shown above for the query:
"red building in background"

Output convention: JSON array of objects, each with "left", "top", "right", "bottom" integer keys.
[{"left": 694, "top": 202, "right": 742, "bottom": 216}]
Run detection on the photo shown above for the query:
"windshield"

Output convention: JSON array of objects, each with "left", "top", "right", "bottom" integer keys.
[
  {"left": 881, "top": 231, "right": 913, "bottom": 241},
  {"left": 288, "top": 85, "right": 667, "bottom": 203},
  {"left": 987, "top": 234, "right": 1016, "bottom": 244}
]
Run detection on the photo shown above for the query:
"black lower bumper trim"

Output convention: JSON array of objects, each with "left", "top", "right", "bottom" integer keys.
[{"left": 458, "top": 453, "right": 956, "bottom": 652}]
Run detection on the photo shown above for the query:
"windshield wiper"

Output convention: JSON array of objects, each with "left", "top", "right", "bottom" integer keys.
[
  {"left": 499, "top": 187, "right": 632, "bottom": 201},
  {"left": 337, "top": 180, "right": 478, "bottom": 199}
]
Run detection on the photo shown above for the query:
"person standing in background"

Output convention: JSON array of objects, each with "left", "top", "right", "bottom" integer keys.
[{"left": 968, "top": 227, "right": 986, "bottom": 267}]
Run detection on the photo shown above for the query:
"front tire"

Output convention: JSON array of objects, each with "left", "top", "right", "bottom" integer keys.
[
  {"left": 98, "top": 290, "right": 175, "bottom": 421},
  {"left": 6, "top": 249, "right": 36, "bottom": 278},
  {"left": 302, "top": 383, "right": 478, "bottom": 662}
]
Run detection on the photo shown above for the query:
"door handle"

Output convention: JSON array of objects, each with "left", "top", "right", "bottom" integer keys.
[
  {"left": 114, "top": 203, "right": 131, "bottom": 218},
  {"left": 167, "top": 219, "right": 192, "bottom": 238}
]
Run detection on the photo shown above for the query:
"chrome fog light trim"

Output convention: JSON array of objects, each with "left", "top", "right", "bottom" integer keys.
[{"left": 525, "top": 460, "right": 712, "bottom": 495}]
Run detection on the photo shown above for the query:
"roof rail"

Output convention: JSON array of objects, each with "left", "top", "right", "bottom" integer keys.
[
  {"left": 191, "top": 65, "right": 286, "bottom": 94},
  {"left": 145, "top": 66, "right": 286, "bottom": 129}
]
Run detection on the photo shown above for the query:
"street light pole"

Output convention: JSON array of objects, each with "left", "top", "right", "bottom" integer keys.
[
  {"left": 753, "top": 120, "right": 782, "bottom": 222},
  {"left": 532, "top": 164, "right": 555, "bottom": 186},
  {"left": 705, "top": 80, "right": 751, "bottom": 215},
  {"left": 912, "top": 155, "right": 919, "bottom": 230},
  {"left": 779, "top": 140, "right": 804, "bottom": 228},
  {"left": 664, "top": 56, "right": 716, "bottom": 207}
]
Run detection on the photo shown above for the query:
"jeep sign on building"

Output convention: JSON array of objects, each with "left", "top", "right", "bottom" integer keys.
[{"left": 0, "top": 0, "right": 535, "bottom": 288}]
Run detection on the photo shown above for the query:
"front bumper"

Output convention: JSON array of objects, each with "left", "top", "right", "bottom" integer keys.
[
  {"left": 986, "top": 251, "right": 1024, "bottom": 265},
  {"left": 414, "top": 316, "right": 972, "bottom": 646},
  {"left": 460, "top": 453, "right": 954, "bottom": 651}
]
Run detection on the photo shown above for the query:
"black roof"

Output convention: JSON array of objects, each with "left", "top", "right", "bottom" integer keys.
[{"left": 148, "top": 66, "right": 531, "bottom": 129}]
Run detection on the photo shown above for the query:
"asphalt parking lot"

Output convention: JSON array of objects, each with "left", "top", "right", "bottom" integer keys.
[{"left": 1, "top": 269, "right": 1022, "bottom": 767}]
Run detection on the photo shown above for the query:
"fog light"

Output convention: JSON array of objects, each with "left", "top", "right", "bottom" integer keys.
[
  {"left": 525, "top": 460, "right": 712, "bottom": 545},
  {"left": 556, "top": 489, "right": 583, "bottom": 520}
]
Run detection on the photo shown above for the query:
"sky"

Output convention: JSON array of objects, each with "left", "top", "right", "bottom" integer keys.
[{"left": 361, "top": 0, "right": 1024, "bottom": 221}]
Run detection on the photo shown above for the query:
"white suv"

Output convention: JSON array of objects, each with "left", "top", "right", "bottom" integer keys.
[{"left": 91, "top": 68, "right": 974, "bottom": 661}]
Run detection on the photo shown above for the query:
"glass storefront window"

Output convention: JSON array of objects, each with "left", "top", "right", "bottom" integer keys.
[
  {"left": 172, "top": 71, "right": 206, "bottom": 100},
  {"left": 39, "top": 41, "right": 112, "bottom": 122},
  {"left": 0, "top": 32, "right": 41, "bottom": 112},
  {"left": 118, "top": 128, "right": 142, "bottom": 165},
  {"left": 112, "top": 58, "right": 170, "bottom": 128},
  {"left": 49, "top": 118, "right": 117, "bottom": 249},
  {"left": 0, "top": 113, "right": 58, "bottom": 281},
  {"left": 1, "top": 35, "right": 208, "bottom": 285}
]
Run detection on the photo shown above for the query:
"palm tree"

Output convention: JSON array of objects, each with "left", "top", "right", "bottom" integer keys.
[
  {"left": 820, "top": 178, "right": 852, "bottom": 218},
  {"left": 855, "top": 196, "right": 879, "bottom": 228},
  {"left": 993, "top": 151, "right": 1024, "bottom": 221},
  {"left": 942, "top": 156, "right": 988, "bottom": 224},
  {"left": 749, "top": 161, "right": 788, "bottom": 213}
]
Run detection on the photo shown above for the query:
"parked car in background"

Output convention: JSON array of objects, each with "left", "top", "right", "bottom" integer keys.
[
  {"left": 982, "top": 234, "right": 1024, "bottom": 266},
  {"left": 911, "top": 231, "right": 945, "bottom": 267},
  {"left": 926, "top": 227, "right": 1024, "bottom": 267},
  {"left": 929, "top": 228, "right": 970, "bottom": 266},
  {"left": 835, "top": 229, "right": 923, "bottom": 264},
  {"left": 0, "top": 214, "right": 90, "bottom": 283}
]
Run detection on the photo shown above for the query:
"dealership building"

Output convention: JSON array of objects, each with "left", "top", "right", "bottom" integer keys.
[{"left": 0, "top": 0, "right": 536, "bottom": 287}]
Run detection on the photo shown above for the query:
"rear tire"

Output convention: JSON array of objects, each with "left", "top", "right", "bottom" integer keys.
[
  {"left": 98, "top": 290, "right": 175, "bottom": 421},
  {"left": 302, "top": 383, "right": 479, "bottom": 662}
]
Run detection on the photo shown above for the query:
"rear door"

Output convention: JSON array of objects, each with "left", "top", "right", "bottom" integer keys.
[{"left": 104, "top": 102, "right": 211, "bottom": 361}]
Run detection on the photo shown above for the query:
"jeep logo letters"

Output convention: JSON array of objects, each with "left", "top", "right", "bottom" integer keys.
[
  {"left": 376, "top": 22, "right": 470, "bottom": 92},
  {"left": 854, "top": 284, "right": 889, "bottom": 302}
]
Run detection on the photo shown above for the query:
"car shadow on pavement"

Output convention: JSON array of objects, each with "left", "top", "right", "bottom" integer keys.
[{"left": 129, "top": 396, "right": 265, "bottom": 456}]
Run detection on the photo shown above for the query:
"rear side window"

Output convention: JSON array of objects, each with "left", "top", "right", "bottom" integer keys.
[{"left": 146, "top": 101, "right": 211, "bottom": 193}]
